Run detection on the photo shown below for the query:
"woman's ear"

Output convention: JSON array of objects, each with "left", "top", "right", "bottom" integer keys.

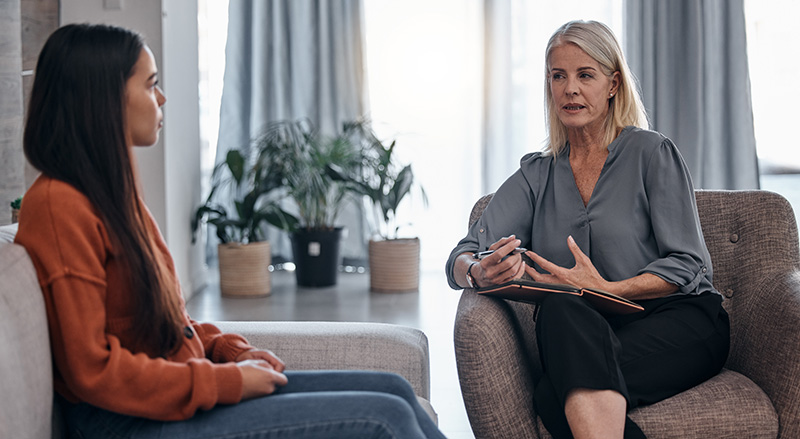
[{"left": 610, "top": 71, "right": 621, "bottom": 97}]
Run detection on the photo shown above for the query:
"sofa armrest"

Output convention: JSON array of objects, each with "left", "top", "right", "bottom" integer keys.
[
  {"left": 727, "top": 270, "right": 800, "bottom": 438},
  {"left": 454, "top": 289, "right": 539, "bottom": 439},
  {"left": 213, "top": 321, "right": 430, "bottom": 400},
  {"left": 0, "top": 243, "right": 53, "bottom": 439}
]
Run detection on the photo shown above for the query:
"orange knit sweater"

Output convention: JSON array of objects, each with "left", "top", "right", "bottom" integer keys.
[{"left": 15, "top": 176, "right": 253, "bottom": 421}]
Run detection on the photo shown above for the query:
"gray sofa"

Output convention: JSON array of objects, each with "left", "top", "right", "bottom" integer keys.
[
  {"left": 0, "top": 223, "right": 436, "bottom": 439},
  {"left": 455, "top": 190, "right": 800, "bottom": 438}
]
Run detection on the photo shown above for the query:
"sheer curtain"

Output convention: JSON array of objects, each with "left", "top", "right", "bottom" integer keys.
[
  {"left": 363, "top": 0, "right": 483, "bottom": 271},
  {"left": 216, "top": 0, "right": 368, "bottom": 262},
  {"left": 625, "top": 0, "right": 759, "bottom": 189},
  {"left": 364, "top": 0, "right": 621, "bottom": 270},
  {"left": 482, "top": 0, "right": 623, "bottom": 193}
]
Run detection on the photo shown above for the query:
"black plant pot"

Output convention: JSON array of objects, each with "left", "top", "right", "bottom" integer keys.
[{"left": 290, "top": 227, "right": 343, "bottom": 287}]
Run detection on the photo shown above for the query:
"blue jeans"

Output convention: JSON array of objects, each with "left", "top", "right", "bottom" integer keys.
[{"left": 62, "top": 370, "right": 445, "bottom": 439}]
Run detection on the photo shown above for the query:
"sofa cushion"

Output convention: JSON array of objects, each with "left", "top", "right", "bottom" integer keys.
[
  {"left": 0, "top": 223, "right": 18, "bottom": 243},
  {"left": 535, "top": 369, "right": 778, "bottom": 438},
  {"left": 0, "top": 243, "right": 53, "bottom": 439}
]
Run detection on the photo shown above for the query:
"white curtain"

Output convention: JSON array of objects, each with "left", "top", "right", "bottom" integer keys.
[
  {"left": 216, "top": 0, "right": 368, "bottom": 262},
  {"left": 481, "top": 0, "right": 623, "bottom": 194},
  {"left": 362, "top": 0, "right": 622, "bottom": 270},
  {"left": 482, "top": 0, "right": 515, "bottom": 196},
  {"left": 625, "top": 0, "right": 759, "bottom": 189}
]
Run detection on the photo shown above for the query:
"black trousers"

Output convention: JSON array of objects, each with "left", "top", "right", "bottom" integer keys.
[{"left": 532, "top": 292, "right": 730, "bottom": 439}]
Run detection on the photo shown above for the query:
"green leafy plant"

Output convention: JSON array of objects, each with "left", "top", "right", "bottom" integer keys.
[
  {"left": 329, "top": 120, "right": 427, "bottom": 240},
  {"left": 254, "top": 119, "right": 362, "bottom": 231},
  {"left": 10, "top": 196, "right": 22, "bottom": 210},
  {"left": 192, "top": 148, "right": 298, "bottom": 244}
]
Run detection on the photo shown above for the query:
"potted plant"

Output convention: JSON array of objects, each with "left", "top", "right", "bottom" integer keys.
[
  {"left": 10, "top": 196, "right": 22, "bottom": 224},
  {"left": 330, "top": 120, "right": 427, "bottom": 293},
  {"left": 254, "top": 119, "right": 362, "bottom": 288},
  {"left": 192, "top": 148, "right": 298, "bottom": 297}
]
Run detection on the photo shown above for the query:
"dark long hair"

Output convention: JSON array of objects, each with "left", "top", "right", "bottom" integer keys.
[{"left": 24, "top": 23, "right": 184, "bottom": 358}]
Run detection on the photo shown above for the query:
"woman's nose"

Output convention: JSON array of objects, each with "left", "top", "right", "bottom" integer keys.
[
  {"left": 565, "top": 78, "right": 579, "bottom": 96},
  {"left": 566, "top": 87, "right": 578, "bottom": 96},
  {"left": 156, "top": 86, "right": 167, "bottom": 106}
]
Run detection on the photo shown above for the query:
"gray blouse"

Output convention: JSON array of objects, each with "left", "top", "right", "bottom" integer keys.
[{"left": 446, "top": 126, "right": 719, "bottom": 298}]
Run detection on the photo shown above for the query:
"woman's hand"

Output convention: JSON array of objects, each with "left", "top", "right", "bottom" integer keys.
[
  {"left": 525, "top": 235, "right": 610, "bottom": 290},
  {"left": 525, "top": 235, "right": 678, "bottom": 299},
  {"left": 236, "top": 348, "right": 286, "bottom": 373},
  {"left": 237, "top": 359, "right": 288, "bottom": 400},
  {"left": 471, "top": 235, "right": 527, "bottom": 287}
]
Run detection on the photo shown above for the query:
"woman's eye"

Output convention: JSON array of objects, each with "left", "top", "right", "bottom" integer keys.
[
  {"left": 580, "top": 73, "right": 593, "bottom": 79},
  {"left": 552, "top": 73, "right": 564, "bottom": 80}
]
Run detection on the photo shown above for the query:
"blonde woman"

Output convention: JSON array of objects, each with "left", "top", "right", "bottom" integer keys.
[{"left": 447, "top": 21, "right": 729, "bottom": 438}]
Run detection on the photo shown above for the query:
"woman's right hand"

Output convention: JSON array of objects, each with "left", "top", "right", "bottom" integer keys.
[
  {"left": 470, "top": 235, "right": 527, "bottom": 287},
  {"left": 238, "top": 359, "right": 288, "bottom": 400}
]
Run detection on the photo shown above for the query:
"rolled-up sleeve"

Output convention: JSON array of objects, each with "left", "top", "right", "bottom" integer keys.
[
  {"left": 193, "top": 320, "right": 253, "bottom": 363},
  {"left": 639, "top": 138, "right": 712, "bottom": 295}
]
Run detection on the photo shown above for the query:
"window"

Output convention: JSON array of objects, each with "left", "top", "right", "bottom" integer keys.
[
  {"left": 198, "top": 0, "right": 230, "bottom": 197},
  {"left": 364, "top": 0, "right": 622, "bottom": 270},
  {"left": 745, "top": 0, "right": 800, "bottom": 218},
  {"left": 198, "top": 2, "right": 798, "bottom": 276}
]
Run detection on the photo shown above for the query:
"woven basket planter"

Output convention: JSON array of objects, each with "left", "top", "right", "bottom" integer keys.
[
  {"left": 369, "top": 238, "right": 420, "bottom": 293},
  {"left": 11, "top": 208, "right": 19, "bottom": 224},
  {"left": 217, "top": 241, "right": 271, "bottom": 297}
]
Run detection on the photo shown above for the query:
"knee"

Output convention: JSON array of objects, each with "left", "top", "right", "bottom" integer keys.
[
  {"left": 384, "top": 372, "right": 418, "bottom": 401},
  {"left": 538, "top": 293, "right": 593, "bottom": 323},
  {"left": 353, "top": 393, "right": 421, "bottom": 435},
  {"left": 360, "top": 371, "right": 417, "bottom": 400},
  {"left": 379, "top": 371, "right": 412, "bottom": 387},
  {"left": 536, "top": 294, "right": 611, "bottom": 346}
]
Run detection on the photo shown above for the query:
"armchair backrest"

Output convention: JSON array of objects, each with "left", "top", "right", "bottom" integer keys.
[{"left": 694, "top": 190, "right": 800, "bottom": 304}]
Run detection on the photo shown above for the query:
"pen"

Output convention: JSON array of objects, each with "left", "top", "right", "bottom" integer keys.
[{"left": 473, "top": 247, "right": 528, "bottom": 260}]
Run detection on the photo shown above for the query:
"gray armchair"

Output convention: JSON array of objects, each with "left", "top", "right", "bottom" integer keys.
[{"left": 454, "top": 190, "right": 800, "bottom": 438}]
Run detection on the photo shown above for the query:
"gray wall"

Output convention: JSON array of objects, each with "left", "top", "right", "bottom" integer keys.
[{"left": 0, "top": 0, "right": 25, "bottom": 227}]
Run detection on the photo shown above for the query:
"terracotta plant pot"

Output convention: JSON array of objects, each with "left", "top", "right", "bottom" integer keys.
[
  {"left": 369, "top": 238, "right": 420, "bottom": 293},
  {"left": 217, "top": 241, "right": 271, "bottom": 297}
]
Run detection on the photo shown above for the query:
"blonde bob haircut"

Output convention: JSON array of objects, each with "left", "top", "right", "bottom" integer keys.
[{"left": 543, "top": 20, "right": 648, "bottom": 156}]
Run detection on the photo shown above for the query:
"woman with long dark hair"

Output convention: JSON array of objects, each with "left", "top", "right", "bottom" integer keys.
[{"left": 16, "top": 23, "right": 444, "bottom": 439}]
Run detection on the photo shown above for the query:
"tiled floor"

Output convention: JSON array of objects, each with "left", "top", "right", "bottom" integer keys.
[{"left": 186, "top": 266, "right": 475, "bottom": 439}]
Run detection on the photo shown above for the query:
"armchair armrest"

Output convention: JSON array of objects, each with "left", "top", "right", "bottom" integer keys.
[
  {"left": 454, "top": 289, "right": 539, "bottom": 439},
  {"left": 213, "top": 321, "right": 430, "bottom": 400},
  {"left": 726, "top": 270, "right": 800, "bottom": 438}
]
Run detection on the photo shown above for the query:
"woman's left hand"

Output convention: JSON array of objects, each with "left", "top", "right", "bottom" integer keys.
[
  {"left": 235, "top": 348, "right": 286, "bottom": 373},
  {"left": 524, "top": 235, "right": 610, "bottom": 291}
]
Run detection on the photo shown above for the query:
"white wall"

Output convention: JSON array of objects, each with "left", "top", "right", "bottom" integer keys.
[
  {"left": 162, "top": 0, "right": 205, "bottom": 300},
  {"left": 60, "top": 0, "right": 206, "bottom": 299},
  {"left": 0, "top": 0, "right": 25, "bottom": 227}
]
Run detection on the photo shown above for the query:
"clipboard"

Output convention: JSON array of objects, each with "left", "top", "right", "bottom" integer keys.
[{"left": 476, "top": 280, "right": 644, "bottom": 315}]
